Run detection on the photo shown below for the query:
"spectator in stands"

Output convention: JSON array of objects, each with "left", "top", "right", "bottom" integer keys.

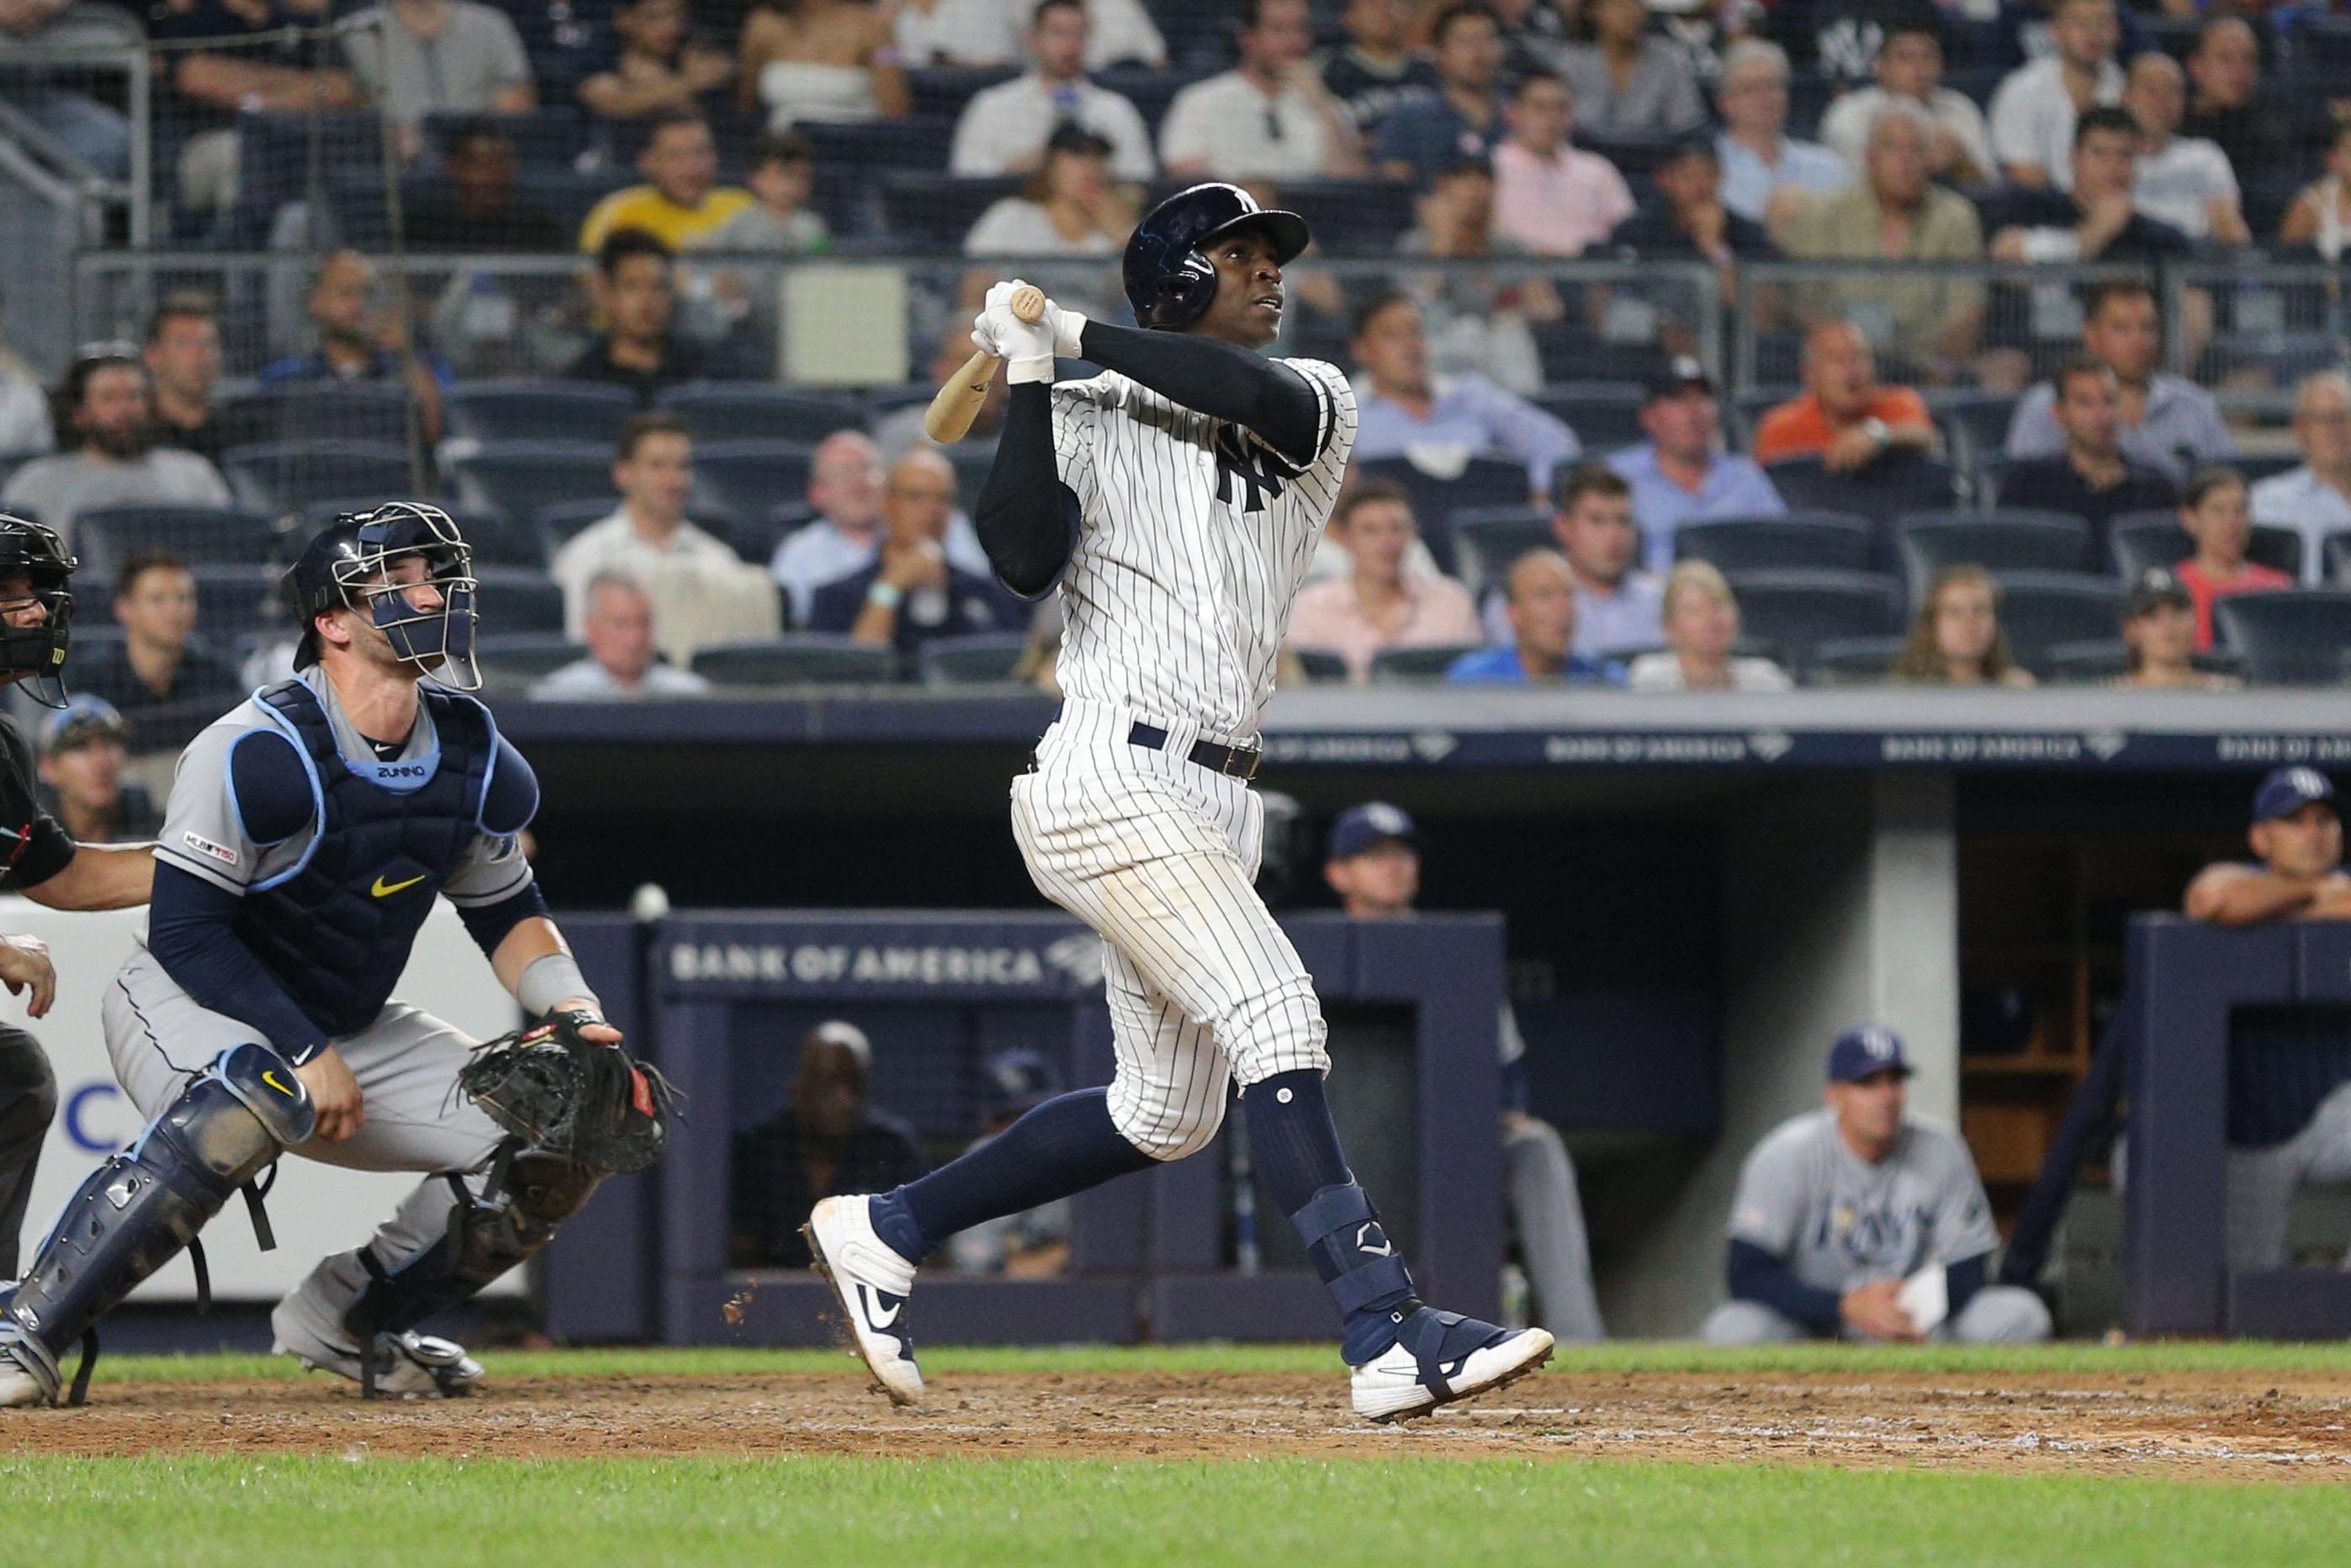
[
  {"left": 257, "top": 251, "right": 453, "bottom": 443},
  {"left": 142, "top": 298, "right": 243, "bottom": 464},
  {"left": 551, "top": 412, "right": 780, "bottom": 661},
  {"left": 2004, "top": 280, "right": 2232, "bottom": 483},
  {"left": 2252, "top": 372, "right": 2351, "bottom": 585},
  {"left": 728, "top": 1020, "right": 928, "bottom": 1269},
  {"left": 403, "top": 119, "right": 567, "bottom": 251},
  {"left": 741, "top": 0, "right": 911, "bottom": 130},
  {"left": 2280, "top": 119, "right": 2351, "bottom": 261},
  {"left": 1608, "top": 358, "right": 1784, "bottom": 573},
  {"left": 565, "top": 229, "right": 711, "bottom": 404},
  {"left": 71, "top": 550, "right": 244, "bottom": 760},
  {"left": 1491, "top": 69, "right": 1636, "bottom": 257},
  {"left": 0, "top": 291, "right": 51, "bottom": 457},
  {"left": 344, "top": 0, "right": 535, "bottom": 140},
  {"left": 1892, "top": 564, "right": 2036, "bottom": 687},
  {"left": 1818, "top": 19, "right": 1994, "bottom": 187},
  {"left": 1556, "top": 0, "right": 1705, "bottom": 140},
  {"left": 2174, "top": 464, "right": 2290, "bottom": 654},
  {"left": 773, "top": 429, "right": 888, "bottom": 622},
  {"left": 0, "top": 353, "right": 231, "bottom": 544},
  {"left": 900, "top": 0, "right": 1162, "bottom": 72},
  {"left": 150, "top": 0, "right": 361, "bottom": 220},
  {"left": 1486, "top": 463, "right": 1661, "bottom": 658},
  {"left": 1625, "top": 559, "right": 1792, "bottom": 692},
  {"left": 1349, "top": 292, "right": 1581, "bottom": 502},
  {"left": 1611, "top": 136, "right": 1777, "bottom": 308},
  {"left": 1160, "top": 0, "right": 1365, "bottom": 180},
  {"left": 1448, "top": 549, "right": 1620, "bottom": 683},
  {"left": 580, "top": 109, "right": 754, "bottom": 252},
  {"left": 2123, "top": 51, "right": 2248, "bottom": 246},
  {"left": 961, "top": 124, "right": 1134, "bottom": 310},
  {"left": 1752, "top": 319, "right": 1938, "bottom": 471},
  {"left": 1988, "top": 108, "right": 2195, "bottom": 271},
  {"left": 1702, "top": 1025, "right": 2052, "bottom": 1345},
  {"left": 1712, "top": 40, "right": 1845, "bottom": 227},
  {"left": 578, "top": 0, "right": 735, "bottom": 124},
  {"left": 1779, "top": 113, "right": 1984, "bottom": 386},
  {"left": 1320, "top": 0, "right": 1438, "bottom": 133},
  {"left": 1994, "top": 354, "right": 2179, "bottom": 543},
  {"left": 681, "top": 130, "right": 832, "bottom": 342},
  {"left": 1321, "top": 800, "right": 1607, "bottom": 1341},
  {"left": 34, "top": 697, "right": 158, "bottom": 843},
  {"left": 532, "top": 570, "right": 716, "bottom": 698},
  {"left": 809, "top": 448, "right": 1026, "bottom": 658},
  {"left": 947, "top": 0, "right": 1156, "bottom": 180},
  {"left": 2181, "top": 13, "right": 2290, "bottom": 184},
  {"left": 945, "top": 1049, "right": 1073, "bottom": 1277},
  {"left": 1395, "top": 158, "right": 1561, "bottom": 395},
  {"left": 1988, "top": 0, "right": 2121, "bottom": 189},
  {"left": 1289, "top": 480, "right": 1480, "bottom": 682},
  {"left": 2115, "top": 567, "right": 2237, "bottom": 691},
  {"left": 1373, "top": 2, "right": 1509, "bottom": 184}
]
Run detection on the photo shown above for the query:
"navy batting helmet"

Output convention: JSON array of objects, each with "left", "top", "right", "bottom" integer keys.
[
  {"left": 1121, "top": 183, "right": 1311, "bottom": 331},
  {"left": 286, "top": 501, "right": 480, "bottom": 689}
]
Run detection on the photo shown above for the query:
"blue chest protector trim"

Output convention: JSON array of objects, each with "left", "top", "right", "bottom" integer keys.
[{"left": 230, "top": 680, "right": 500, "bottom": 1039}]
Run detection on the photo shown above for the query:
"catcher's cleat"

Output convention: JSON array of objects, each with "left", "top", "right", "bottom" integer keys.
[
  {"left": 804, "top": 1195, "right": 924, "bottom": 1406},
  {"left": 0, "top": 1342, "right": 51, "bottom": 1409},
  {"left": 271, "top": 1253, "right": 483, "bottom": 1398},
  {"left": 1348, "top": 1311, "right": 1553, "bottom": 1423}
]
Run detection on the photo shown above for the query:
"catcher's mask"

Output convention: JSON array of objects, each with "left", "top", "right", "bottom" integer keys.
[
  {"left": 0, "top": 511, "right": 77, "bottom": 710},
  {"left": 287, "top": 502, "right": 480, "bottom": 691}
]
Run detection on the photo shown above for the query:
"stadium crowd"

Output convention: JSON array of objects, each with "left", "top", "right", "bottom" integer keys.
[{"left": 6, "top": 0, "right": 2351, "bottom": 718}]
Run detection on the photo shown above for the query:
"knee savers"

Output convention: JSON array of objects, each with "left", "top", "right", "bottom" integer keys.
[
  {"left": 0, "top": 1043, "right": 311, "bottom": 1404},
  {"left": 347, "top": 1147, "right": 602, "bottom": 1342}
]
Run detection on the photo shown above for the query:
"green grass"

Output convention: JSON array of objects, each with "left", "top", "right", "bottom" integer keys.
[{"left": 0, "top": 1453, "right": 2347, "bottom": 1567}]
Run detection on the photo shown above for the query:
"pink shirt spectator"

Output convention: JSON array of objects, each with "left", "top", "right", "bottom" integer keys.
[
  {"left": 1491, "top": 141, "right": 1635, "bottom": 257},
  {"left": 1289, "top": 572, "right": 1482, "bottom": 682}
]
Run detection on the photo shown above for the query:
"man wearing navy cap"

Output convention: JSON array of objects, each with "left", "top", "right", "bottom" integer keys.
[
  {"left": 2185, "top": 769, "right": 2350, "bottom": 926},
  {"left": 1705, "top": 1024, "right": 2052, "bottom": 1343},
  {"left": 1606, "top": 357, "right": 1786, "bottom": 574},
  {"left": 1323, "top": 802, "right": 1606, "bottom": 1342}
]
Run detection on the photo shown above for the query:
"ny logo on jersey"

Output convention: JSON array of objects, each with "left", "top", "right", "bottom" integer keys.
[{"left": 1211, "top": 424, "right": 1300, "bottom": 516}]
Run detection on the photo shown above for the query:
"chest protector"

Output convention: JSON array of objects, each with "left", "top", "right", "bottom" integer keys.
[{"left": 232, "top": 680, "right": 499, "bottom": 1039}]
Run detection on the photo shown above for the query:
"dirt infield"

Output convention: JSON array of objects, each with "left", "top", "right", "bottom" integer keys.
[{"left": 8, "top": 1364, "right": 2351, "bottom": 1478}]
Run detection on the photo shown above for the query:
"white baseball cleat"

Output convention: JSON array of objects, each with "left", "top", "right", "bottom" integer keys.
[
  {"left": 1349, "top": 1311, "right": 1554, "bottom": 1423},
  {"left": 270, "top": 1256, "right": 484, "bottom": 1398},
  {"left": 0, "top": 1348, "right": 50, "bottom": 1408},
  {"left": 804, "top": 1195, "right": 924, "bottom": 1406}
]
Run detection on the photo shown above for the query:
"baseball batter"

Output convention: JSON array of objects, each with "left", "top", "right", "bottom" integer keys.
[
  {"left": 807, "top": 183, "right": 1553, "bottom": 1422},
  {"left": 1704, "top": 1025, "right": 2052, "bottom": 1344},
  {"left": 0, "top": 506, "right": 642, "bottom": 1406}
]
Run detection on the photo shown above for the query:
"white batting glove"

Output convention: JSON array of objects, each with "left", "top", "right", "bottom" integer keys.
[
  {"left": 1040, "top": 296, "right": 1088, "bottom": 359},
  {"left": 976, "top": 303, "right": 1056, "bottom": 384}
]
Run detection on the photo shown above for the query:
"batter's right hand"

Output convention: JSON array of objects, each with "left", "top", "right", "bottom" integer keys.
[
  {"left": 295, "top": 1046, "right": 366, "bottom": 1142},
  {"left": 0, "top": 933, "right": 54, "bottom": 1018},
  {"left": 1840, "top": 1278, "right": 1921, "bottom": 1343}
]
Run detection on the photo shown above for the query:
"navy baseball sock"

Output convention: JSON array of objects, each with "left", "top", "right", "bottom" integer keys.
[
  {"left": 1246, "top": 1069, "right": 1420, "bottom": 1364},
  {"left": 870, "top": 1088, "right": 1154, "bottom": 1263}
]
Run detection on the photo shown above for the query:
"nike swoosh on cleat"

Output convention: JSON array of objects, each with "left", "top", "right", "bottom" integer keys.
[{"left": 860, "top": 1286, "right": 903, "bottom": 1331}]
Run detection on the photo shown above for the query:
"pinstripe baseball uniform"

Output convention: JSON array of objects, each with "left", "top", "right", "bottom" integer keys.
[{"left": 1010, "top": 358, "right": 1356, "bottom": 1158}]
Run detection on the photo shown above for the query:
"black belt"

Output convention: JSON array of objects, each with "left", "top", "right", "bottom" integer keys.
[{"left": 1129, "top": 721, "right": 1262, "bottom": 781}]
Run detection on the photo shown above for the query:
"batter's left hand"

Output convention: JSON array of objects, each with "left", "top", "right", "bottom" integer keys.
[{"left": 554, "top": 999, "right": 624, "bottom": 1046}]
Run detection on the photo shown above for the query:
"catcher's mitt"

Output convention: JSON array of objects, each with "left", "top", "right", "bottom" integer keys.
[{"left": 458, "top": 1009, "right": 678, "bottom": 1174}]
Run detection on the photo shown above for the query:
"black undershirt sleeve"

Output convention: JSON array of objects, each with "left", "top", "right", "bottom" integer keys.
[
  {"left": 1075, "top": 321, "right": 1324, "bottom": 464},
  {"left": 974, "top": 383, "right": 1082, "bottom": 601}
]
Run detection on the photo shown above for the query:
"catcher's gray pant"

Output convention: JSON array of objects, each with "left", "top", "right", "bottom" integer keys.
[
  {"left": 1702, "top": 1285, "right": 2052, "bottom": 1345},
  {"left": 103, "top": 946, "right": 508, "bottom": 1316},
  {"left": 1503, "top": 1114, "right": 1604, "bottom": 1343},
  {"left": 0, "top": 1025, "right": 58, "bottom": 1279},
  {"left": 1011, "top": 698, "right": 1329, "bottom": 1162},
  {"left": 2225, "top": 1080, "right": 2351, "bottom": 1272}
]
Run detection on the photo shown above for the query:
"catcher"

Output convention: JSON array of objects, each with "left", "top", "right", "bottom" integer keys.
[{"left": 0, "top": 506, "right": 670, "bottom": 1407}]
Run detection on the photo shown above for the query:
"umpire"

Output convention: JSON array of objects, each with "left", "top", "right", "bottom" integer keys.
[{"left": 0, "top": 513, "right": 157, "bottom": 1274}]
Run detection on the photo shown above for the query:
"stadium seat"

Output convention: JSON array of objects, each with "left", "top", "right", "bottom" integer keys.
[
  {"left": 736, "top": 503, "right": 818, "bottom": 572},
  {"left": 1355, "top": 455, "right": 1536, "bottom": 571},
  {"left": 470, "top": 567, "right": 567, "bottom": 635},
  {"left": 2046, "top": 638, "right": 2131, "bottom": 684},
  {"left": 919, "top": 633, "right": 1034, "bottom": 686},
  {"left": 187, "top": 562, "right": 286, "bottom": 642},
  {"left": 450, "top": 442, "right": 614, "bottom": 529},
  {"left": 2213, "top": 591, "right": 2351, "bottom": 685},
  {"left": 446, "top": 382, "right": 638, "bottom": 448},
  {"left": 1720, "top": 569, "right": 1906, "bottom": 670},
  {"left": 239, "top": 384, "right": 417, "bottom": 447},
  {"left": 904, "top": 66, "right": 1021, "bottom": 119},
  {"left": 72, "top": 505, "right": 283, "bottom": 577},
  {"left": 1269, "top": 181, "right": 1422, "bottom": 256},
  {"left": 221, "top": 441, "right": 421, "bottom": 516},
  {"left": 1923, "top": 389, "right": 2020, "bottom": 474},
  {"left": 796, "top": 118, "right": 958, "bottom": 235},
  {"left": 1894, "top": 511, "right": 2094, "bottom": 600},
  {"left": 1450, "top": 506, "right": 1550, "bottom": 593},
  {"left": 655, "top": 384, "right": 866, "bottom": 445},
  {"left": 2110, "top": 512, "right": 2303, "bottom": 580},
  {"left": 1291, "top": 647, "right": 1351, "bottom": 684},
  {"left": 877, "top": 172, "right": 1024, "bottom": 249},
  {"left": 292, "top": 501, "right": 544, "bottom": 569},
  {"left": 1989, "top": 571, "right": 2127, "bottom": 670},
  {"left": 1676, "top": 512, "right": 1876, "bottom": 573},
  {"left": 476, "top": 632, "right": 584, "bottom": 686},
  {"left": 691, "top": 442, "right": 818, "bottom": 525},
  {"left": 1763, "top": 453, "right": 1961, "bottom": 525},
  {"left": 945, "top": 442, "right": 998, "bottom": 508},
  {"left": 1805, "top": 634, "right": 1906, "bottom": 686},
  {"left": 1370, "top": 644, "right": 1485, "bottom": 683},
  {"left": 691, "top": 636, "right": 902, "bottom": 686},
  {"left": 1532, "top": 382, "right": 1647, "bottom": 455}
]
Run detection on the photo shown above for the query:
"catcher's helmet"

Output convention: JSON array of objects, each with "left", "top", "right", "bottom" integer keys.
[
  {"left": 286, "top": 501, "right": 480, "bottom": 690},
  {"left": 0, "top": 511, "right": 77, "bottom": 709},
  {"left": 1121, "top": 183, "right": 1311, "bottom": 331}
]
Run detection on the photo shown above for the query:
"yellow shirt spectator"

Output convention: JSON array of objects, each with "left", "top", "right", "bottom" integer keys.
[{"left": 580, "top": 183, "right": 755, "bottom": 253}]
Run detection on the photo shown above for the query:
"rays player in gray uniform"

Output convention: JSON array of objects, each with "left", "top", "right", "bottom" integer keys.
[
  {"left": 806, "top": 183, "right": 1553, "bottom": 1422},
  {"left": 1704, "top": 1025, "right": 2052, "bottom": 1344},
  {"left": 0, "top": 506, "right": 626, "bottom": 1406}
]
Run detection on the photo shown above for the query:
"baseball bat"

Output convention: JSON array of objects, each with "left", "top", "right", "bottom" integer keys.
[{"left": 924, "top": 283, "right": 1046, "bottom": 444}]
